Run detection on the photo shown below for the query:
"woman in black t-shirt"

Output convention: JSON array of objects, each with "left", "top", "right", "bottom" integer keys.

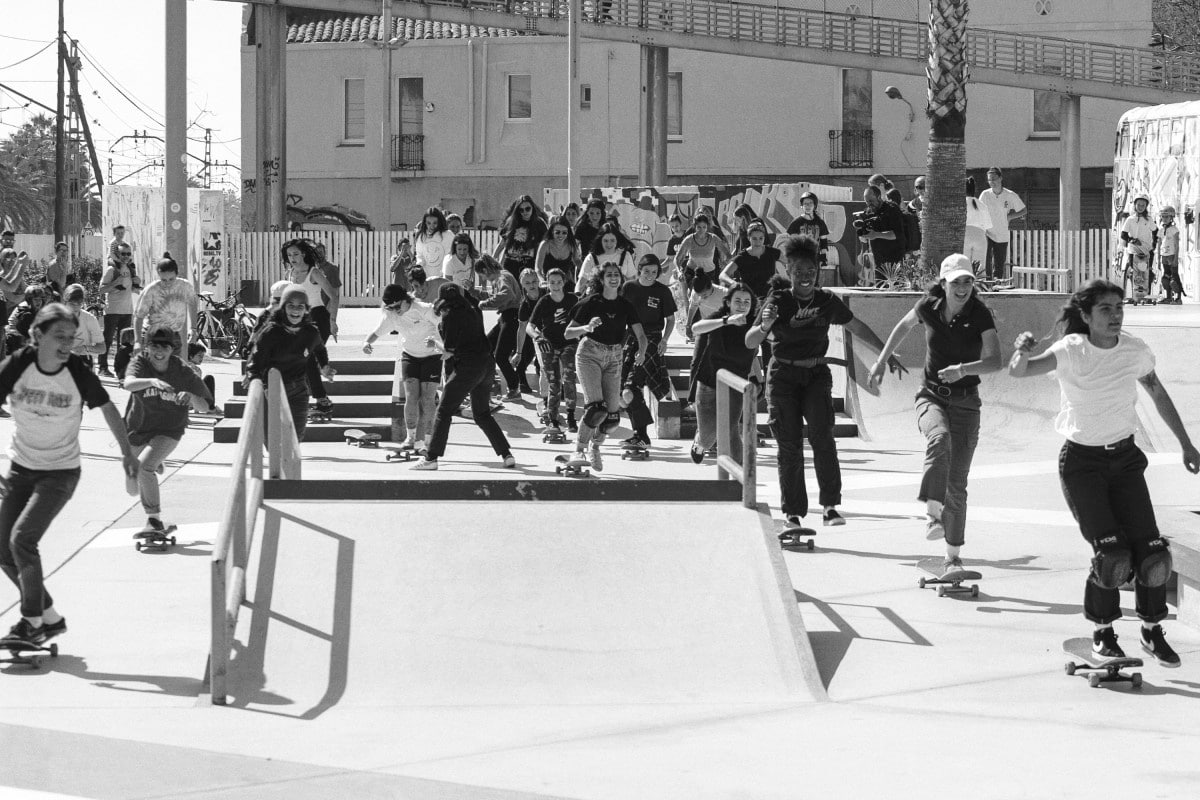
[
  {"left": 689, "top": 284, "right": 757, "bottom": 463},
  {"left": 563, "top": 263, "right": 648, "bottom": 471},
  {"left": 868, "top": 254, "right": 1002, "bottom": 573}
]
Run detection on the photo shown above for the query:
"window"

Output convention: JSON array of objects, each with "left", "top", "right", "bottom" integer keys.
[
  {"left": 507, "top": 74, "right": 532, "bottom": 120},
  {"left": 399, "top": 78, "right": 424, "bottom": 137},
  {"left": 581, "top": 84, "right": 591, "bottom": 110},
  {"left": 343, "top": 78, "right": 365, "bottom": 143},
  {"left": 841, "top": 68, "right": 872, "bottom": 132},
  {"left": 1032, "top": 90, "right": 1061, "bottom": 136},
  {"left": 667, "top": 72, "right": 682, "bottom": 137}
]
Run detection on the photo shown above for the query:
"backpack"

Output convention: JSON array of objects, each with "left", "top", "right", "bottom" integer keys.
[{"left": 901, "top": 205, "right": 922, "bottom": 253}]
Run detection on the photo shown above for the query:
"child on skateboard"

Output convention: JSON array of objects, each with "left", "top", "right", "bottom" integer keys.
[
  {"left": 869, "top": 254, "right": 1002, "bottom": 575},
  {"left": 1010, "top": 278, "right": 1199, "bottom": 666}
]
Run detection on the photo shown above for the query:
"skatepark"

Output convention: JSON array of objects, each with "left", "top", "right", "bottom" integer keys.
[{"left": 3, "top": 299, "right": 1200, "bottom": 799}]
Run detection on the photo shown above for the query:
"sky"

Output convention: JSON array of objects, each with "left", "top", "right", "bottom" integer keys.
[{"left": 0, "top": 0, "right": 244, "bottom": 192}]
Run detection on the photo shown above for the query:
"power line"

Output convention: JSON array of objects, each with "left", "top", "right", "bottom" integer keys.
[
  {"left": 0, "top": 40, "right": 56, "bottom": 71},
  {"left": 71, "top": 40, "right": 165, "bottom": 128}
]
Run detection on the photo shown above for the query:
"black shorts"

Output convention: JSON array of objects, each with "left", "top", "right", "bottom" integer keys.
[{"left": 401, "top": 352, "right": 442, "bottom": 383}]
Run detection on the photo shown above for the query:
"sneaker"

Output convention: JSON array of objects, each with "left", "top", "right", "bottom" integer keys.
[
  {"left": 146, "top": 518, "right": 165, "bottom": 533},
  {"left": 412, "top": 458, "right": 438, "bottom": 471},
  {"left": 315, "top": 398, "right": 333, "bottom": 410},
  {"left": 823, "top": 508, "right": 845, "bottom": 527},
  {"left": 689, "top": 443, "right": 704, "bottom": 464},
  {"left": 400, "top": 436, "right": 418, "bottom": 451},
  {"left": 941, "top": 556, "right": 964, "bottom": 577},
  {"left": 0, "top": 407, "right": 9, "bottom": 419},
  {"left": 99, "top": 368, "right": 114, "bottom": 378},
  {"left": 1092, "top": 627, "right": 1126, "bottom": 659},
  {"left": 567, "top": 417, "right": 578, "bottom": 433},
  {"left": 786, "top": 514, "right": 804, "bottom": 527},
  {"left": 1, "top": 618, "right": 46, "bottom": 646},
  {"left": 41, "top": 617, "right": 67, "bottom": 640},
  {"left": 501, "top": 454, "right": 517, "bottom": 469},
  {"left": 503, "top": 389, "right": 522, "bottom": 401},
  {"left": 926, "top": 516, "right": 945, "bottom": 541},
  {"left": 1141, "top": 624, "right": 1181, "bottom": 667},
  {"left": 589, "top": 444, "right": 604, "bottom": 472},
  {"left": 566, "top": 451, "right": 589, "bottom": 468}
]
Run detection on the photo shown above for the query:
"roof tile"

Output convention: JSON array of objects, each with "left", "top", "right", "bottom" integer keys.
[{"left": 286, "top": 12, "right": 529, "bottom": 44}]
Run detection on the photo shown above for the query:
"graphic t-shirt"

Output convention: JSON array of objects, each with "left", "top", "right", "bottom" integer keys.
[
  {"left": 978, "top": 188, "right": 1026, "bottom": 243},
  {"left": 0, "top": 349, "right": 110, "bottom": 470},
  {"left": 135, "top": 278, "right": 196, "bottom": 335},
  {"left": 126, "top": 354, "right": 212, "bottom": 445},
  {"left": 570, "top": 294, "right": 640, "bottom": 347},
  {"left": 620, "top": 280, "right": 678, "bottom": 336},
  {"left": 759, "top": 289, "right": 854, "bottom": 362},
  {"left": 727, "top": 247, "right": 783, "bottom": 298},
  {"left": 529, "top": 293, "right": 580, "bottom": 349}
]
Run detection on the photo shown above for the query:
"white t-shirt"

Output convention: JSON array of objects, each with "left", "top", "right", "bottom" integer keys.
[
  {"left": 978, "top": 188, "right": 1025, "bottom": 243},
  {"left": 0, "top": 350, "right": 110, "bottom": 470},
  {"left": 1048, "top": 332, "right": 1154, "bottom": 446},
  {"left": 578, "top": 250, "right": 635, "bottom": 290},
  {"left": 371, "top": 301, "right": 442, "bottom": 359},
  {"left": 442, "top": 254, "right": 474, "bottom": 286},
  {"left": 414, "top": 231, "right": 454, "bottom": 272},
  {"left": 72, "top": 309, "right": 104, "bottom": 355},
  {"left": 1160, "top": 223, "right": 1180, "bottom": 258},
  {"left": 690, "top": 285, "right": 728, "bottom": 319},
  {"left": 134, "top": 277, "right": 196, "bottom": 336},
  {"left": 1121, "top": 214, "right": 1157, "bottom": 258}
]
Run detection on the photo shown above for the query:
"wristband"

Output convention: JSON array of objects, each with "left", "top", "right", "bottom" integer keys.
[{"left": 722, "top": 315, "right": 729, "bottom": 325}]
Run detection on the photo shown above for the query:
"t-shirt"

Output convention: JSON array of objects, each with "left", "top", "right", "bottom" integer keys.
[
  {"left": 913, "top": 294, "right": 996, "bottom": 388},
  {"left": 694, "top": 312, "right": 757, "bottom": 387},
  {"left": 621, "top": 280, "right": 677, "bottom": 336},
  {"left": 414, "top": 230, "right": 454, "bottom": 272},
  {"left": 442, "top": 254, "right": 474, "bottom": 286},
  {"left": 528, "top": 292, "right": 579, "bottom": 349},
  {"left": 727, "top": 247, "right": 783, "bottom": 298},
  {"left": 72, "top": 309, "right": 104, "bottom": 356},
  {"left": 866, "top": 201, "right": 907, "bottom": 266},
  {"left": 978, "top": 187, "right": 1026, "bottom": 243},
  {"left": 126, "top": 353, "right": 212, "bottom": 445},
  {"left": 372, "top": 301, "right": 441, "bottom": 358},
  {"left": 135, "top": 277, "right": 196, "bottom": 336},
  {"left": 578, "top": 250, "right": 635, "bottom": 290},
  {"left": 100, "top": 264, "right": 138, "bottom": 315},
  {"left": 785, "top": 215, "right": 829, "bottom": 245},
  {"left": 1121, "top": 214, "right": 1157, "bottom": 258},
  {"left": 1047, "top": 332, "right": 1154, "bottom": 446},
  {"left": 1160, "top": 223, "right": 1180, "bottom": 258},
  {"left": 0, "top": 349, "right": 110, "bottom": 470},
  {"left": 759, "top": 289, "right": 854, "bottom": 362},
  {"left": 317, "top": 259, "right": 342, "bottom": 307},
  {"left": 570, "top": 293, "right": 640, "bottom": 347},
  {"left": 518, "top": 289, "right": 546, "bottom": 324},
  {"left": 690, "top": 286, "right": 728, "bottom": 320}
]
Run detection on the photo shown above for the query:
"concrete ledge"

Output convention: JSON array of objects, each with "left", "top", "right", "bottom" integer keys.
[
  {"left": 263, "top": 478, "right": 745, "bottom": 502},
  {"left": 1162, "top": 507, "right": 1200, "bottom": 632}
]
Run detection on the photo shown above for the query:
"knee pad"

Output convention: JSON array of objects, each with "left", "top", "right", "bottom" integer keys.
[
  {"left": 600, "top": 412, "right": 622, "bottom": 435},
  {"left": 582, "top": 401, "right": 609, "bottom": 429},
  {"left": 1135, "top": 537, "right": 1173, "bottom": 588},
  {"left": 621, "top": 387, "right": 635, "bottom": 408},
  {"left": 1090, "top": 535, "right": 1134, "bottom": 590}
]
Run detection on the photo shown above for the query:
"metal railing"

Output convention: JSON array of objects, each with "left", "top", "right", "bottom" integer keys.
[
  {"left": 715, "top": 368, "right": 758, "bottom": 509},
  {"left": 209, "top": 369, "right": 301, "bottom": 706},
  {"left": 388, "top": 0, "right": 1200, "bottom": 99},
  {"left": 391, "top": 133, "right": 425, "bottom": 171},
  {"left": 828, "top": 128, "right": 873, "bottom": 169}
]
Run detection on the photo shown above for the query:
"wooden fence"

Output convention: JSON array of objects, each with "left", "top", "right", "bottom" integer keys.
[
  {"left": 227, "top": 229, "right": 504, "bottom": 305},
  {"left": 1010, "top": 228, "right": 1113, "bottom": 292}
]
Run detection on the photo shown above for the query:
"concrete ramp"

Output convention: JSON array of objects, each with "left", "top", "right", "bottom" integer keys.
[
  {"left": 1125, "top": 324, "right": 1200, "bottom": 454},
  {"left": 226, "top": 501, "right": 823, "bottom": 713}
]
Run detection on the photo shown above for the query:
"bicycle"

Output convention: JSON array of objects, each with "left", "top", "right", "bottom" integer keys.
[{"left": 196, "top": 289, "right": 258, "bottom": 359}]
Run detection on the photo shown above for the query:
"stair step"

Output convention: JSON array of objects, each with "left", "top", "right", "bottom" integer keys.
[
  {"left": 213, "top": 417, "right": 391, "bottom": 444},
  {"left": 234, "top": 378, "right": 394, "bottom": 397},
  {"left": 224, "top": 395, "right": 401, "bottom": 419}
]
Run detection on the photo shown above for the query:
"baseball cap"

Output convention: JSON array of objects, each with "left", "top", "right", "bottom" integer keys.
[
  {"left": 146, "top": 326, "right": 176, "bottom": 346},
  {"left": 940, "top": 253, "right": 975, "bottom": 283}
]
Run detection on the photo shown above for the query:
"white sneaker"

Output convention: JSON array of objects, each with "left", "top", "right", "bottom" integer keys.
[
  {"left": 502, "top": 454, "right": 516, "bottom": 468},
  {"left": 589, "top": 445, "right": 604, "bottom": 472},
  {"left": 566, "top": 451, "right": 589, "bottom": 468},
  {"left": 926, "top": 515, "right": 945, "bottom": 541},
  {"left": 412, "top": 458, "right": 438, "bottom": 471}
]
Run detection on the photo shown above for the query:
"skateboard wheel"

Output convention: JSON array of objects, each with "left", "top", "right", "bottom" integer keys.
[
  {"left": 936, "top": 585, "right": 947, "bottom": 597},
  {"left": 1065, "top": 662, "right": 1076, "bottom": 676},
  {"left": 918, "top": 578, "right": 927, "bottom": 589},
  {"left": 1088, "top": 673, "right": 1102, "bottom": 688},
  {"left": 1131, "top": 673, "right": 1143, "bottom": 688},
  {"left": 135, "top": 541, "right": 143, "bottom": 552},
  {"left": 48, "top": 643, "right": 58, "bottom": 657},
  {"left": 805, "top": 540, "right": 814, "bottom": 551},
  {"left": 970, "top": 585, "right": 979, "bottom": 598},
  {"left": 169, "top": 536, "right": 177, "bottom": 546}
]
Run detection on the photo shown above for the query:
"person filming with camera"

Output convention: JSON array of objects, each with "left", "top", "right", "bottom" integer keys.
[{"left": 856, "top": 186, "right": 906, "bottom": 285}]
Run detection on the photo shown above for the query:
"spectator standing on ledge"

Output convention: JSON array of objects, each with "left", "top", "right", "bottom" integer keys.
[{"left": 977, "top": 167, "right": 1026, "bottom": 281}]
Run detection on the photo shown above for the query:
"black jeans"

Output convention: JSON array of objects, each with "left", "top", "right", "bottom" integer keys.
[
  {"left": 101, "top": 313, "right": 132, "bottom": 372},
  {"left": 0, "top": 465, "right": 81, "bottom": 618},
  {"left": 1059, "top": 439, "right": 1167, "bottom": 625},
  {"left": 767, "top": 361, "right": 840, "bottom": 519},
  {"left": 984, "top": 239, "right": 1009, "bottom": 280},
  {"left": 306, "top": 306, "right": 331, "bottom": 401},
  {"left": 487, "top": 308, "right": 521, "bottom": 392},
  {"left": 426, "top": 353, "right": 512, "bottom": 460}
]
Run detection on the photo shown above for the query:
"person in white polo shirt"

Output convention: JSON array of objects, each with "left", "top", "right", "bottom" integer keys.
[{"left": 977, "top": 167, "right": 1026, "bottom": 281}]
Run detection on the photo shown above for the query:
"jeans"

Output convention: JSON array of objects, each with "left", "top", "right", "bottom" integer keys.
[
  {"left": 426, "top": 353, "right": 512, "bottom": 460},
  {"left": 488, "top": 309, "right": 521, "bottom": 392},
  {"left": 575, "top": 338, "right": 624, "bottom": 447},
  {"left": 1059, "top": 440, "right": 1167, "bottom": 625},
  {"left": 984, "top": 239, "right": 1009, "bottom": 280},
  {"left": 0, "top": 464, "right": 81, "bottom": 618},
  {"left": 306, "top": 306, "right": 331, "bottom": 401},
  {"left": 914, "top": 388, "right": 981, "bottom": 547},
  {"left": 133, "top": 435, "right": 181, "bottom": 516},
  {"left": 101, "top": 313, "right": 132, "bottom": 372},
  {"left": 539, "top": 341, "right": 578, "bottom": 421},
  {"left": 768, "top": 361, "right": 839, "bottom": 518},
  {"left": 694, "top": 381, "right": 743, "bottom": 455},
  {"left": 264, "top": 379, "right": 311, "bottom": 443}
]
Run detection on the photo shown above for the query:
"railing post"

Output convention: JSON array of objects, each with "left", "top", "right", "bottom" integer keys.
[
  {"left": 740, "top": 380, "right": 757, "bottom": 508},
  {"left": 716, "top": 378, "right": 730, "bottom": 482}
]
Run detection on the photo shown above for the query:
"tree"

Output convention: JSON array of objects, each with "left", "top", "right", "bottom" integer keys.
[
  {"left": 1153, "top": 0, "right": 1200, "bottom": 52},
  {"left": 0, "top": 114, "right": 99, "bottom": 234},
  {"left": 920, "top": 0, "right": 969, "bottom": 273}
]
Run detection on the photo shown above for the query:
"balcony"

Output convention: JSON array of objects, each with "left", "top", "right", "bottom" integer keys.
[
  {"left": 391, "top": 134, "right": 425, "bottom": 171},
  {"left": 828, "top": 129, "right": 873, "bottom": 169}
]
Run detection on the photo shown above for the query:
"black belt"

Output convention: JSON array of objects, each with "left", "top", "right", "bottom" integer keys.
[
  {"left": 774, "top": 356, "right": 830, "bottom": 368},
  {"left": 924, "top": 381, "right": 978, "bottom": 398},
  {"left": 1069, "top": 435, "right": 1136, "bottom": 452}
]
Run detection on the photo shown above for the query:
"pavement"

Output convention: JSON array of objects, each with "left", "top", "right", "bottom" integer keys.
[{"left": 2, "top": 301, "right": 1200, "bottom": 799}]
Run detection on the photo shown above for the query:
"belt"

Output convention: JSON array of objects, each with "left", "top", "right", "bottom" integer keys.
[
  {"left": 774, "top": 356, "right": 831, "bottom": 368},
  {"left": 924, "top": 381, "right": 978, "bottom": 398},
  {"left": 1069, "top": 435, "right": 1136, "bottom": 452}
]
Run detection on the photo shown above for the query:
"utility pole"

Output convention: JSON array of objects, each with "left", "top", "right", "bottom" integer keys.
[
  {"left": 567, "top": 0, "right": 581, "bottom": 204},
  {"left": 165, "top": 0, "right": 188, "bottom": 273},
  {"left": 202, "top": 128, "right": 213, "bottom": 189},
  {"left": 54, "top": 0, "right": 66, "bottom": 241}
]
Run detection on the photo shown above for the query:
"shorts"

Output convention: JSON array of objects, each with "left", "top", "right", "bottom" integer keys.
[{"left": 401, "top": 352, "right": 443, "bottom": 383}]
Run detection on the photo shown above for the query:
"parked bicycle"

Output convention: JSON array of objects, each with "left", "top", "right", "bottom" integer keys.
[{"left": 196, "top": 289, "right": 258, "bottom": 359}]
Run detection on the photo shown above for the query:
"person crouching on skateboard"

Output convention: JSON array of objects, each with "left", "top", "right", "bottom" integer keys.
[
  {"left": 0, "top": 304, "right": 138, "bottom": 646},
  {"left": 124, "top": 326, "right": 213, "bottom": 534},
  {"left": 746, "top": 234, "right": 902, "bottom": 529},
  {"left": 619, "top": 254, "right": 678, "bottom": 451},
  {"left": 869, "top": 254, "right": 1002, "bottom": 576},
  {"left": 1010, "top": 279, "right": 1199, "bottom": 666}
]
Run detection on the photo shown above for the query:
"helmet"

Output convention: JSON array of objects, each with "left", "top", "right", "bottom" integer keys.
[
  {"left": 1160, "top": 205, "right": 1176, "bottom": 215},
  {"left": 799, "top": 191, "right": 819, "bottom": 207},
  {"left": 1133, "top": 193, "right": 1150, "bottom": 204}
]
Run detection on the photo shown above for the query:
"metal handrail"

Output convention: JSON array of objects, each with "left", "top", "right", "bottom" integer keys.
[
  {"left": 209, "top": 368, "right": 301, "bottom": 706},
  {"left": 715, "top": 368, "right": 758, "bottom": 509}
]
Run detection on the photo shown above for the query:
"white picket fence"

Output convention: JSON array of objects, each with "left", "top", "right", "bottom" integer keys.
[
  {"left": 227, "top": 229, "right": 505, "bottom": 305},
  {"left": 1010, "top": 228, "right": 1113, "bottom": 292}
]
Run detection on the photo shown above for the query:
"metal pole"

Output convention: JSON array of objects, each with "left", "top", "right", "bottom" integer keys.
[
  {"left": 648, "top": 46, "right": 668, "bottom": 185},
  {"left": 1058, "top": 94, "right": 1082, "bottom": 232},
  {"left": 165, "top": 0, "right": 188, "bottom": 273},
  {"left": 380, "top": 0, "right": 393, "bottom": 229},
  {"left": 256, "top": 5, "right": 287, "bottom": 230},
  {"left": 54, "top": 0, "right": 66, "bottom": 242},
  {"left": 567, "top": 0, "right": 581, "bottom": 204}
]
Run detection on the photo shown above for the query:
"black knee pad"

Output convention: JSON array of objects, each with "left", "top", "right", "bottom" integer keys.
[
  {"left": 1090, "top": 534, "right": 1134, "bottom": 590},
  {"left": 1135, "top": 537, "right": 1173, "bottom": 588},
  {"left": 600, "top": 412, "right": 621, "bottom": 435},
  {"left": 582, "top": 401, "right": 609, "bottom": 429}
]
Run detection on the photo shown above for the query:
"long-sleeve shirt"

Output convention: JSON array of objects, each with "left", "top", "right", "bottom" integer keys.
[
  {"left": 439, "top": 304, "right": 491, "bottom": 358},
  {"left": 246, "top": 321, "right": 328, "bottom": 388},
  {"left": 479, "top": 270, "right": 521, "bottom": 313}
]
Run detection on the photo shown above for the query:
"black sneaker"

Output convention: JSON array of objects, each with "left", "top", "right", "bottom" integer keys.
[
  {"left": 1092, "top": 627, "right": 1125, "bottom": 659},
  {"left": 1, "top": 618, "right": 46, "bottom": 646},
  {"left": 786, "top": 514, "right": 804, "bottom": 527},
  {"left": 567, "top": 416, "right": 578, "bottom": 433},
  {"left": 41, "top": 617, "right": 67, "bottom": 640},
  {"left": 1141, "top": 624, "right": 1181, "bottom": 668},
  {"left": 689, "top": 443, "right": 704, "bottom": 464},
  {"left": 823, "top": 508, "right": 845, "bottom": 527},
  {"left": 147, "top": 518, "right": 165, "bottom": 533}
]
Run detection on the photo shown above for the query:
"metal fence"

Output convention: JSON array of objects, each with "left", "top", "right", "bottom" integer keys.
[{"left": 828, "top": 129, "right": 873, "bottom": 169}]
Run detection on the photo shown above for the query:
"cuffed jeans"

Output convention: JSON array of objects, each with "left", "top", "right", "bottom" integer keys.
[
  {"left": 694, "top": 381, "right": 743, "bottom": 455},
  {"left": 0, "top": 464, "right": 81, "bottom": 618},
  {"left": 915, "top": 388, "right": 981, "bottom": 547},
  {"left": 426, "top": 353, "right": 511, "bottom": 460},
  {"left": 133, "top": 435, "right": 181, "bottom": 516},
  {"left": 768, "top": 361, "right": 839, "bottom": 519},
  {"left": 575, "top": 338, "right": 623, "bottom": 447},
  {"left": 1059, "top": 440, "right": 1167, "bottom": 625}
]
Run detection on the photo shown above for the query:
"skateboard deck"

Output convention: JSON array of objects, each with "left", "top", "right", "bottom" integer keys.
[
  {"left": 345, "top": 429, "right": 382, "bottom": 448},
  {"left": 917, "top": 556, "right": 982, "bottom": 597},
  {"left": 134, "top": 524, "right": 178, "bottom": 551},
  {"left": 554, "top": 454, "right": 591, "bottom": 477},
  {"left": 1, "top": 640, "right": 59, "bottom": 668},
  {"left": 1063, "top": 637, "right": 1144, "bottom": 688},
  {"left": 542, "top": 428, "right": 568, "bottom": 444},
  {"left": 776, "top": 519, "right": 817, "bottom": 551},
  {"left": 384, "top": 443, "right": 416, "bottom": 462},
  {"left": 620, "top": 445, "right": 650, "bottom": 461}
]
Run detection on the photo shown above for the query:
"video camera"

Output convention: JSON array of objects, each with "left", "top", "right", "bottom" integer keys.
[{"left": 852, "top": 209, "right": 882, "bottom": 234}]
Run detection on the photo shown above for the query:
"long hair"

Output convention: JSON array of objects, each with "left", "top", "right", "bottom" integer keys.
[
  {"left": 719, "top": 281, "right": 759, "bottom": 322},
  {"left": 449, "top": 232, "right": 478, "bottom": 261},
  {"left": 574, "top": 198, "right": 607, "bottom": 238},
  {"left": 589, "top": 221, "right": 634, "bottom": 258},
  {"left": 280, "top": 238, "right": 318, "bottom": 269},
  {"left": 543, "top": 215, "right": 579, "bottom": 250},
  {"left": 433, "top": 282, "right": 469, "bottom": 315},
  {"left": 415, "top": 207, "right": 448, "bottom": 240},
  {"left": 500, "top": 195, "right": 548, "bottom": 238},
  {"left": 1054, "top": 278, "right": 1124, "bottom": 338},
  {"left": 589, "top": 261, "right": 623, "bottom": 296}
]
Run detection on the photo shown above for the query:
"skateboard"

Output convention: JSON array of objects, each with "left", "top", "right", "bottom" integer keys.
[
  {"left": 916, "top": 556, "right": 981, "bottom": 597},
  {"left": 542, "top": 427, "right": 568, "bottom": 444},
  {"left": 1, "top": 640, "right": 58, "bottom": 668},
  {"left": 384, "top": 442, "right": 417, "bottom": 462},
  {"left": 345, "top": 429, "right": 382, "bottom": 448},
  {"left": 1062, "top": 637, "right": 1144, "bottom": 689},
  {"left": 776, "top": 519, "right": 817, "bottom": 551},
  {"left": 308, "top": 404, "right": 333, "bottom": 424},
  {"left": 554, "top": 454, "right": 591, "bottom": 477},
  {"left": 621, "top": 444, "right": 650, "bottom": 461},
  {"left": 134, "top": 524, "right": 178, "bottom": 551}
]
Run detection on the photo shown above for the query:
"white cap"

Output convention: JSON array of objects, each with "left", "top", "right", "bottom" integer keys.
[{"left": 940, "top": 253, "right": 975, "bottom": 283}]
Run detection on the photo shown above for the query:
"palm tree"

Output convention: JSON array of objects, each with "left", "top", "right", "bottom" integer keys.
[{"left": 921, "top": 0, "right": 969, "bottom": 272}]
